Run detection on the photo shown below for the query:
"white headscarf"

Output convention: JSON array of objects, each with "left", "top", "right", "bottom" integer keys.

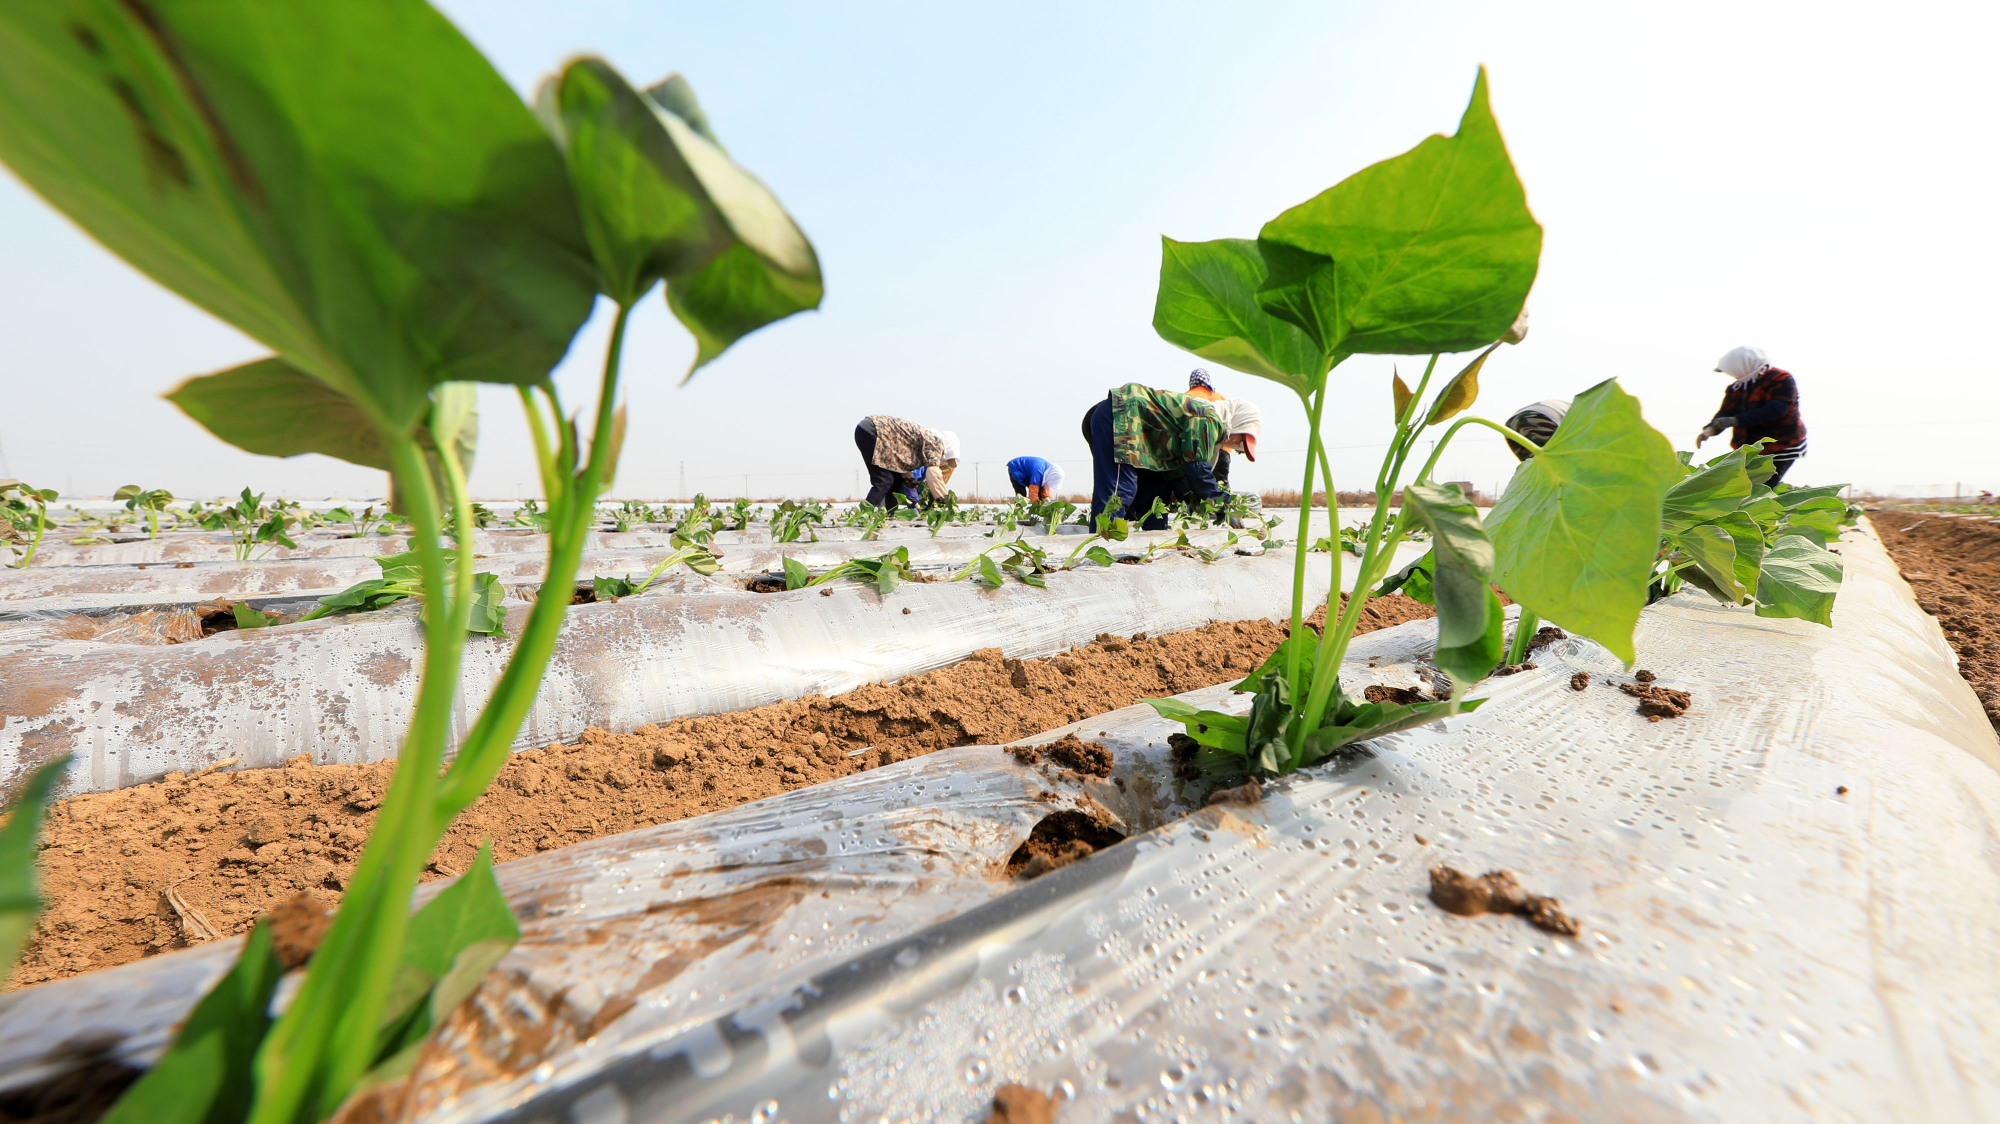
[
  {"left": 1715, "top": 346, "right": 1770, "bottom": 385},
  {"left": 1041, "top": 462, "right": 1065, "bottom": 494},
  {"left": 935, "top": 430, "right": 962, "bottom": 463},
  {"left": 1225, "top": 398, "right": 1264, "bottom": 439}
]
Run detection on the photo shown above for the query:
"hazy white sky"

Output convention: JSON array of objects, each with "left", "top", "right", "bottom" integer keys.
[{"left": 3, "top": 1, "right": 1995, "bottom": 501}]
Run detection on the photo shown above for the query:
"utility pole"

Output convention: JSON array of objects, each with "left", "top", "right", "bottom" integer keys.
[
  {"left": 679, "top": 461, "right": 686, "bottom": 500},
  {"left": 0, "top": 429, "right": 10, "bottom": 478},
  {"left": 743, "top": 473, "right": 749, "bottom": 501}
]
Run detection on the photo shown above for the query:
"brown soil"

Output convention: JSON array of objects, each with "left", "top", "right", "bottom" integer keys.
[
  {"left": 1205, "top": 777, "right": 1263, "bottom": 807},
  {"left": 1006, "top": 808, "right": 1126, "bottom": 880},
  {"left": 1427, "top": 865, "right": 1580, "bottom": 936},
  {"left": 1876, "top": 512, "right": 2000, "bottom": 731},
  {"left": 1621, "top": 681, "right": 1692, "bottom": 721},
  {"left": 1569, "top": 671, "right": 1591, "bottom": 691},
  {"left": 1007, "top": 733, "right": 1113, "bottom": 778},
  {"left": 11, "top": 594, "right": 1436, "bottom": 988},
  {"left": 985, "top": 1084, "right": 1061, "bottom": 1124}
]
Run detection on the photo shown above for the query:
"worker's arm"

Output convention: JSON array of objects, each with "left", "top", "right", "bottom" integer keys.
[{"left": 1179, "top": 458, "right": 1228, "bottom": 520}]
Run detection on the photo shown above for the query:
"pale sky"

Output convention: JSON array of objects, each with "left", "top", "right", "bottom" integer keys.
[{"left": 3, "top": 1, "right": 1995, "bottom": 502}]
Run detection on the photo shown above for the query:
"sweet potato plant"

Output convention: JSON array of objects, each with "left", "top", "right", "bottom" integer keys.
[
  {"left": 0, "top": 2, "right": 819, "bottom": 1120},
  {"left": 1148, "top": 69, "right": 1683, "bottom": 777}
]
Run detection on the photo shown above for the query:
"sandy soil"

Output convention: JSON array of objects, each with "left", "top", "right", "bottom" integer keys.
[
  {"left": 1875, "top": 512, "right": 2000, "bottom": 732},
  {"left": 11, "top": 595, "right": 1436, "bottom": 987}
]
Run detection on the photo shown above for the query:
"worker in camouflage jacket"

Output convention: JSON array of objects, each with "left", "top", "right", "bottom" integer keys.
[
  {"left": 854, "top": 415, "right": 960, "bottom": 511},
  {"left": 1697, "top": 346, "right": 1808, "bottom": 483},
  {"left": 1080, "top": 382, "right": 1261, "bottom": 529}
]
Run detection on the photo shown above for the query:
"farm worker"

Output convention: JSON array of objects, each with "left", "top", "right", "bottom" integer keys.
[
  {"left": 1697, "top": 346, "right": 1808, "bottom": 484},
  {"left": 1184, "top": 368, "right": 1234, "bottom": 488},
  {"left": 1082, "top": 385, "right": 1260, "bottom": 530},
  {"left": 1502, "top": 399, "right": 1570, "bottom": 460},
  {"left": 1006, "top": 456, "right": 1066, "bottom": 501},
  {"left": 1137, "top": 397, "right": 1266, "bottom": 528},
  {"left": 853, "top": 416, "right": 960, "bottom": 511}
]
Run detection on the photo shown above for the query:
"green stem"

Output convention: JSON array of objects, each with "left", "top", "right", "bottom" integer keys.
[
  {"left": 1506, "top": 607, "right": 1541, "bottom": 665},
  {"left": 434, "top": 302, "right": 634, "bottom": 822},
  {"left": 250, "top": 435, "right": 470, "bottom": 1124},
  {"left": 518, "top": 385, "right": 561, "bottom": 507},
  {"left": 1284, "top": 386, "right": 1327, "bottom": 694}
]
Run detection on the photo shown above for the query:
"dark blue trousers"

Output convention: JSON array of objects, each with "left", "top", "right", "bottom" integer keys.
[{"left": 1085, "top": 398, "right": 1138, "bottom": 527}]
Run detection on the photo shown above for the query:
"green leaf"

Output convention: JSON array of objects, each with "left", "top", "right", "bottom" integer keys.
[
  {"left": 464, "top": 573, "right": 508, "bottom": 638},
  {"left": 1714, "top": 510, "right": 1768, "bottom": 595},
  {"left": 1401, "top": 482, "right": 1494, "bottom": 648},
  {"left": 1374, "top": 550, "right": 1436, "bottom": 605},
  {"left": 1661, "top": 447, "right": 1754, "bottom": 533},
  {"left": 782, "top": 556, "right": 811, "bottom": 591},
  {"left": 1151, "top": 237, "right": 1328, "bottom": 398},
  {"left": 1298, "top": 697, "right": 1488, "bottom": 767},
  {"left": 536, "top": 60, "right": 821, "bottom": 372},
  {"left": 0, "top": 755, "right": 69, "bottom": 974},
  {"left": 0, "top": 0, "right": 597, "bottom": 430},
  {"left": 101, "top": 918, "right": 284, "bottom": 1124},
  {"left": 1486, "top": 380, "right": 1680, "bottom": 663},
  {"left": 1143, "top": 700, "right": 1249, "bottom": 753},
  {"left": 167, "top": 359, "right": 392, "bottom": 470},
  {"left": 1254, "top": 68, "right": 1541, "bottom": 356},
  {"left": 594, "top": 575, "right": 634, "bottom": 600},
  {"left": 1433, "top": 585, "right": 1505, "bottom": 691},
  {"left": 363, "top": 844, "right": 518, "bottom": 1083},
  {"left": 1755, "top": 534, "right": 1843, "bottom": 626},
  {"left": 1425, "top": 343, "right": 1500, "bottom": 427},
  {"left": 1672, "top": 524, "right": 1745, "bottom": 603},
  {"left": 232, "top": 602, "right": 275, "bottom": 629},
  {"left": 974, "top": 554, "right": 1004, "bottom": 590}
]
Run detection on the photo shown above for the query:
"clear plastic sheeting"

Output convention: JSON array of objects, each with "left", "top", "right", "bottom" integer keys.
[
  {"left": 2, "top": 545, "right": 1374, "bottom": 796},
  {"left": 475, "top": 524, "right": 2000, "bottom": 1123}
]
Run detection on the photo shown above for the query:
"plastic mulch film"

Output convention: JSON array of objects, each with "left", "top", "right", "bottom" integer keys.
[
  {"left": 470, "top": 523, "right": 1994, "bottom": 1123},
  {"left": 2, "top": 540, "right": 1401, "bottom": 796}
]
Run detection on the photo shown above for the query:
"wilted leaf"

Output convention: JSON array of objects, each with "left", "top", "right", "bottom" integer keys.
[
  {"left": 1392, "top": 369, "right": 1413, "bottom": 422},
  {"left": 1425, "top": 343, "right": 1500, "bottom": 426}
]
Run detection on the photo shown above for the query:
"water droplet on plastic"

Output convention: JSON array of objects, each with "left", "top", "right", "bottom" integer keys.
[{"left": 750, "top": 1101, "right": 781, "bottom": 1124}]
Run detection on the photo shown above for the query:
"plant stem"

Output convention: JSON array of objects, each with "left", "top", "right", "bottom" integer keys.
[
  {"left": 1505, "top": 607, "right": 1540, "bottom": 665},
  {"left": 1284, "top": 386, "right": 1326, "bottom": 695},
  {"left": 518, "top": 385, "right": 561, "bottom": 506},
  {"left": 434, "top": 301, "right": 634, "bottom": 822},
  {"left": 250, "top": 435, "right": 470, "bottom": 1124}
]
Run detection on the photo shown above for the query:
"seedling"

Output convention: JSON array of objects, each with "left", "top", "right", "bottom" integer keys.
[
  {"left": 200, "top": 489, "right": 301, "bottom": 561},
  {"left": 783, "top": 546, "right": 919, "bottom": 594},
  {"left": 298, "top": 551, "right": 508, "bottom": 637},
  {"left": 1063, "top": 497, "right": 1131, "bottom": 568},
  {"left": 0, "top": 11, "right": 820, "bottom": 1121},
  {"left": 114, "top": 485, "right": 175, "bottom": 539},
  {"left": 0, "top": 479, "right": 58, "bottom": 568},
  {"left": 951, "top": 537, "right": 1054, "bottom": 588},
  {"left": 770, "top": 499, "right": 828, "bottom": 543},
  {"left": 1147, "top": 70, "right": 1681, "bottom": 778},
  {"left": 592, "top": 545, "right": 723, "bottom": 599}
]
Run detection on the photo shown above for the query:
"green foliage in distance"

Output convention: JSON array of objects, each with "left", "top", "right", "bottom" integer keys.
[
  {"left": 1651, "top": 443, "right": 1851, "bottom": 624},
  {"left": 0, "top": 480, "right": 59, "bottom": 568},
  {"left": 1146, "top": 68, "right": 1680, "bottom": 779},
  {"left": 115, "top": 485, "right": 176, "bottom": 539},
  {"left": 0, "top": 4, "right": 820, "bottom": 1121}
]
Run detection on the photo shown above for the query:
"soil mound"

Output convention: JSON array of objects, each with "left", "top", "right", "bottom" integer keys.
[
  {"left": 1877, "top": 512, "right": 2000, "bottom": 732},
  {"left": 12, "top": 594, "right": 1434, "bottom": 987}
]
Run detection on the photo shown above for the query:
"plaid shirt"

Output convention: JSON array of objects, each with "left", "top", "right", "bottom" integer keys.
[
  {"left": 1109, "top": 383, "right": 1223, "bottom": 471},
  {"left": 1711, "top": 367, "right": 1806, "bottom": 454}
]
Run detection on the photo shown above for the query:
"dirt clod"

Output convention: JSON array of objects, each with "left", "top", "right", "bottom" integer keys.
[
  {"left": 1363, "top": 685, "right": 1427, "bottom": 705},
  {"left": 1491, "top": 661, "right": 1537, "bottom": 677},
  {"left": 1621, "top": 681, "right": 1692, "bottom": 721},
  {"left": 1837, "top": 785, "right": 1850, "bottom": 795},
  {"left": 267, "top": 892, "right": 331, "bottom": 970},
  {"left": 1205, "top": 778, "right": 1263, "bottom": 807},
  {"left": 1570, "top": 671, "right": 1591, "bottom": 691},
  {"left": 1007, "top": 809, "right": 1124, "bottom": 880},
  {"left": 1428, "top": 865, "right": 1581, "bottom": 936},
  {"left": 1008, "top": 734, "right": 1113, "bottom": 778},
  {"left": 986, "top": 1083, "right": 1061, "bottom": 1124},
  {"left": 1527, "top": 626, "right": 1568, "bottom": 653},
  {"left": 1634, "top": 668, "right": 1657, "bottom": 683}
]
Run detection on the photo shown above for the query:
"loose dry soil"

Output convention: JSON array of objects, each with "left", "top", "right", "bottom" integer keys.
[
  {"left": 1876, "top": 512, "right": 2000, "bottom": 733},
  {"left": 11, "top": 595, "right": 1436, "bottom": 987}
]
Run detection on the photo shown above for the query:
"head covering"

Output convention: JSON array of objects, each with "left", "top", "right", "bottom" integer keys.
[
  {"left": 1188, "top": 368, "right": 1214, "bottom": 392},
  {"left": 1041, "top": 462, "right": 1065, "bottom": 494},
  {"left": 1715, "top": 346, "right": 1770, "bottom": 383},
  {"left": 1504, "top": 399, "right": 1570, "bottom": 462},
  {"left": 1223, "top": 398, "right": 1262, "bottom": 461},
  {"left": 935, "top": 429, "right": 962, "bottom": 463}
]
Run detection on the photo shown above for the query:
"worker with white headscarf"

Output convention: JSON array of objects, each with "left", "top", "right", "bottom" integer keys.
[
  {"left": 1697, "top": 346, "right": 1808, "bottom": 483},
  {"left": 1005, "top": 457, "right": 1066, "bottom": 502},
  {"left": 853, "top": 415, "right": 959, "bottom": 511}
]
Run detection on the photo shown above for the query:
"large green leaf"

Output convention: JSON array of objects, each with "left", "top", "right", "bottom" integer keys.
[
  {"left": 1254, "top": 68, "right": 1541, "bottom": 356},
  {"left": 167, "top": 359, "right": 392, "bottom": 470},
  {"left": 1756, "top": 534, "right": 1843, "bottom": 626},
  {"left": 538, "top": 60, "right": 822, "bottom": 373},
  {"left": 1486, "top": 380, "right": 1680, "bottom": 663},
  {"left": 1151, "top": 237, "right": 1328, "bottom": 397},
  {"left": 102, "top": 919, "right": 285, "bottom": 1124},
  {"left": 0, "top": 0, "right": 597, "bottom": 430},
  {"left": 0, "top": 755, "right": 69, "bottom": 973},
  {"left": 1662, "top": 448, "right": 1755, "bottom": 533},
  {"left": 1672, "top": 523, "right": 1745, "bottom": 603},
  {"left": 1402, "top": 482, "right": 1494, "bottom": 648}
]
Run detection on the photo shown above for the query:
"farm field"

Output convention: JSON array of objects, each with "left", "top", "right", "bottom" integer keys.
[{"left": 1875, "top": 512, "right": 2000, "bottom": 731}]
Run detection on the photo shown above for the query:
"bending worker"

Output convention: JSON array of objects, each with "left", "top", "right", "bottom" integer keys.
[
  {"left": 1502, "top": 399, "right": 1569, "bottom": 460},
  {"left": 1697, "top": 346, "right": 1808, "bottom": 483},
  {"left": 853, "top": 415, "right": 960, "bottom": 510},
  {"left": 1082, "top": 382, "right": 1261, "bottom": 529},
  {"left": 1184, "top": 368, "right": 1233, "bottom": 488},
  {"left": 1006, "top": 456, "right": 1065, "bottom": 501}
]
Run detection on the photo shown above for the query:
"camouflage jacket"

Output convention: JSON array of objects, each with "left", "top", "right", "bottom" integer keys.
[
  {"left": 1109, "top": 383, "right": 1223, "bottom": 471},
  {"left": 865, "top": 415, "right": 952, "bottom": 498}
]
